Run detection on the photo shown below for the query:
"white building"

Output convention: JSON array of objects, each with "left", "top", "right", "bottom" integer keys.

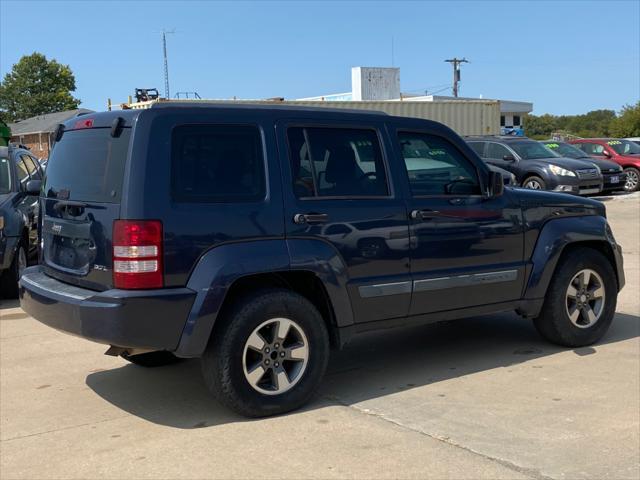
[{"left": 297, "top": 67, "right": 533, "bottom": 136}]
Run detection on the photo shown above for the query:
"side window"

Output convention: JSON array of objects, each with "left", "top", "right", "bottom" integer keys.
[
  {"left": 467, "top": 142, "right": 485, "bottom": 157},
  {"left": 21, "top": 154, "right": 41, "bottom": 180},
  {"left": 15, "top": 157, "right": 30, "bottom": 187},
  {"left": 287, "top": 127, "right": 389, "bottom": 198},
  {"left": 171, "top": 125, "right": 265, "bottom": 203},
  {"left": 486, "top": 143, "right": 512, "bottom": 160},
  {"left": 574, "top": 143, "right": 587, "bottom": 152},
  {"left": 398, "top": 132, "right": 481, "bottom": 196},
  {"left": 582, "top": 143, "right": 604, "bottom": 155}
]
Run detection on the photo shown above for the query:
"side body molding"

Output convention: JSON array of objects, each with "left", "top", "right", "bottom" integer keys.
[
  {"left": 523, "top": 215, "right": 624, "bottom": 304},
  {"left": 174, "top": 238, "right": 354, "bottom": 357}
]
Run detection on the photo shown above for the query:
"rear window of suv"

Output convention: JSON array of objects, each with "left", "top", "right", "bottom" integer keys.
[
  {"left": 44, "top": 128, "right": 131, "bottom": 203},
  {"left": 171, "top": 125, "right": 266, "bottom": 203}
]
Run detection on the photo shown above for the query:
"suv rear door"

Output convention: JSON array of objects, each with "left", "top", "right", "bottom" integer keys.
[
  {"left": 41, "top": 122, "right": 132, "bottom": 290},
  {"left": 276, "top": 119, "right": 412, "bottom": 323}
]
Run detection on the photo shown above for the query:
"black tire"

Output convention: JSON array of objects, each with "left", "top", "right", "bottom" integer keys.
[
  {"left": 0, "top": 241, "right": 26, "bottom": 299},
  {"left": 523, "top": 175, "right": 547, "bottom": 190},
  {"left": 623, "top": 167, "right": 639, "bottom": 192},
  {"left": 533, "top": 247, "right": 617, "bottom": 347},
  {"left": 121, "top": 351, "right": 182, "bottom": 367},
  {"left": 201, "top": 288, "right": 330, "bottom": 417}
]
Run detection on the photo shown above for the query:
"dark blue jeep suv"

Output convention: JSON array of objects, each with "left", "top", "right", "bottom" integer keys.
[{"left": 20, "top": 104, "right": 625, "bottom": 417}]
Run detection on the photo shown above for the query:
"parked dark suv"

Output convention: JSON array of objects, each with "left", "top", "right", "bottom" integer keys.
[
  {"left": 20, "top": 105, "right": 625, "bottom": 417},
  {"left": 466, "top": 136, "right": 603, "bottom": 195},
  {"left": 0, "top": 144, "right": 42, "bottom": 298}
]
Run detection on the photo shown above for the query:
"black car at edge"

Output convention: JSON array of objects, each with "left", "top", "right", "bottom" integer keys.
[
  {"left": 0, "top": 144, "right": 42, "bottom": 298},
  {"left": 20, "top": 104, "right": 625, "bottom": 417},
  {"left": 466, "top": 136, "right": 603, "bottom": 195}
]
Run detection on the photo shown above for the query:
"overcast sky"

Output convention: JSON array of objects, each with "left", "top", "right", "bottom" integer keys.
[{"left": 1, "top": 0, "right": 639, "bottom": 115}]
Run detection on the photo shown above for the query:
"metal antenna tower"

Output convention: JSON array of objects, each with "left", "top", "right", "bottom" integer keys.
[{"left": 162, "top": 29, "right": 175, "bottom": 99}]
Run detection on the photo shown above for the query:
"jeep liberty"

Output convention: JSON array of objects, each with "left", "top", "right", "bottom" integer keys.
[{"left": 20, "top": 104, "right": 625, "bottom": 417}]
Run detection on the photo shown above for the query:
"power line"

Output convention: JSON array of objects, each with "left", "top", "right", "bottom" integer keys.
[
  {"left": 444, "top": 57, "right": 469, "bottom": 97},
  {"left": 426, "top": 86, "right": 451, "bottom": 96}
]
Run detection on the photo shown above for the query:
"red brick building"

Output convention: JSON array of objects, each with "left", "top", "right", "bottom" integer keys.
[{"left": 8, "top": 109, "right": 93, "bottom": 159}]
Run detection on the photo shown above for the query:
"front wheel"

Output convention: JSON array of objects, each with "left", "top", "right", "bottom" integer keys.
[
  {"left": 534, "top": 247, "right": 617, "bottom": 347},
  {"left": 201, "top": 289, "right": 330, "bottom": 417},
  {"left": 623, "top": 167, "right": 639, "bottom": 192},
  {"left": 523, "top": 176, "right": 546, "bottom": 190}
]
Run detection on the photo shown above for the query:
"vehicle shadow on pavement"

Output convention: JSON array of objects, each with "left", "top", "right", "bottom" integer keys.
[{"left": 85, "top": 311, "right": 639, "bottom": 428}]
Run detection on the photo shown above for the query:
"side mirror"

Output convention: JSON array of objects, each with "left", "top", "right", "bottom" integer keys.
[
  {"left": 503, "top": 154, "right": 515, "bottom": 162},
  {"left": 602, "top": 150, "right": 612, "bottom": 157},
  {"left": 488, "top": 171, "right": 504, "bottom": 198},
  {"left": 25, "top": 179, "right": 42, "bottom": 195}
]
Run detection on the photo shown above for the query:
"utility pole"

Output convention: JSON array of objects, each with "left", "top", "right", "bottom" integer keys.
[
  {"left": 162, "top": 29, "right": 175, "bottom": 99},
  {"left": 444, "top": 57, "right": 469, "bottom": 97}
]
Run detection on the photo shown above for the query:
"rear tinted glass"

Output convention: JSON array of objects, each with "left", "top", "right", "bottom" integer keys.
[
  {"left": 171, "top": 125, "right": 265, "bottom": 203},
  {"left": 44, "top": 128, "right": 131, "bottom": 203}
]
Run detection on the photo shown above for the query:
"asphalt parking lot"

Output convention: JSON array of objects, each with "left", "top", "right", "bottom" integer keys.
[{"left": 1, "top": 193, "right": 638, "bottom": 480}]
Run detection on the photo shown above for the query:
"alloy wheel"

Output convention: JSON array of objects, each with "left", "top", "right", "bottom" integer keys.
[
  {"left": 242, "top": 317, "right": 309, "bottom": 395},
  {"left": 624, "top": 169, "right": 638, "bottom": 191},
  {"left": 565, "top": 269, "right": 605, "bottom": 329}
]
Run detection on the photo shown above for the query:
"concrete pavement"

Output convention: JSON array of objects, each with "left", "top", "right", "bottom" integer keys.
[{"left": 1, "top": 193, "right": 638, "bottom": 479}]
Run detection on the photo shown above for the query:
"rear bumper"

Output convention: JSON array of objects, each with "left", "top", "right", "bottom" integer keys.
[{"left": 19, "top": 266, "right": 196, "bottom": 351}]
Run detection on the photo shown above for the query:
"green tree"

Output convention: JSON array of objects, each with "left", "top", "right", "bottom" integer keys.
[
  {"left": 0, "top": 52, "right": 80, "bottom": 121},
  {"left": 524, "top": 113, "right": 557, "bottom": 138},
  {"left": 610, "top": 102, "right": 640, "bottom": 137}
]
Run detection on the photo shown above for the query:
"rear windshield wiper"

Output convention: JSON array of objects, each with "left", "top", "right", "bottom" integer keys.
[{"left": 53, "top": 200, "right": 88, "bottom": 211}]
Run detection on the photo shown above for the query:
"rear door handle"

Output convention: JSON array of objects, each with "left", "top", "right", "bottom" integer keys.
[
  {"left": 293, "top": 213, "right": 329, "bottom": 225},
  {"left": 410, "top": 209, "right": 441, "bottom": 220}
]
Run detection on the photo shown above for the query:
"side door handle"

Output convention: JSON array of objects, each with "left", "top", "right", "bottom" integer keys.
[
  {"left": 293, "top": 213, "right": 329, "bottom": 225},
  {"left": 410, "top": 209, "right": 441, "bottom": 220}
]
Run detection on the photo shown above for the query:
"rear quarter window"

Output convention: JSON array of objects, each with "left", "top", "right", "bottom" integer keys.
[{"left": 171, "top": 125, "right": 266, "bottom": 203}]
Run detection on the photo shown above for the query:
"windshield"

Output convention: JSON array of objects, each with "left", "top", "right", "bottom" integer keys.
[
  {"left": 607, "top": 140, "right": 640, "bottom": 155},
  {"left": 0, "top": 156, "right": 10, "bottom": 193},
  {"left": 543, "top": 142, "right": 590, "bottom": 159},
  {"left": 510, "top": 141, "right": 559, "bottom": 160}
]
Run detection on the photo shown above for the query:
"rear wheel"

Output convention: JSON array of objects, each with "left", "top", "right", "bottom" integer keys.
[
  {"left": 523, "top": 176, "right": 546, "bottom": 190},
  {"left": 121, "top": 351, "right": 182, "bottom": 367},
  {"left": 0, "top": 241, "right": 27, "bottom": 299},
  {"left": 623, "top": 167, "right": 639, "bottom": 192},
  {"left": 534, "top": 247, "right": 617, "bottom": 347},
  {"left": 201, "top": 289, "right": 330, "bottom": 417}
]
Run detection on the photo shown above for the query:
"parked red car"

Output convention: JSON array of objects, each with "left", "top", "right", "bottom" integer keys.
[{"left": 569, "top": 139, "right": 640, "bottom": 192}]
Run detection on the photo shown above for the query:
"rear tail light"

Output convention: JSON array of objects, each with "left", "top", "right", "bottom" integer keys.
[{"left": 113, "top": 220, "right": 163, "bottom": 289}]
